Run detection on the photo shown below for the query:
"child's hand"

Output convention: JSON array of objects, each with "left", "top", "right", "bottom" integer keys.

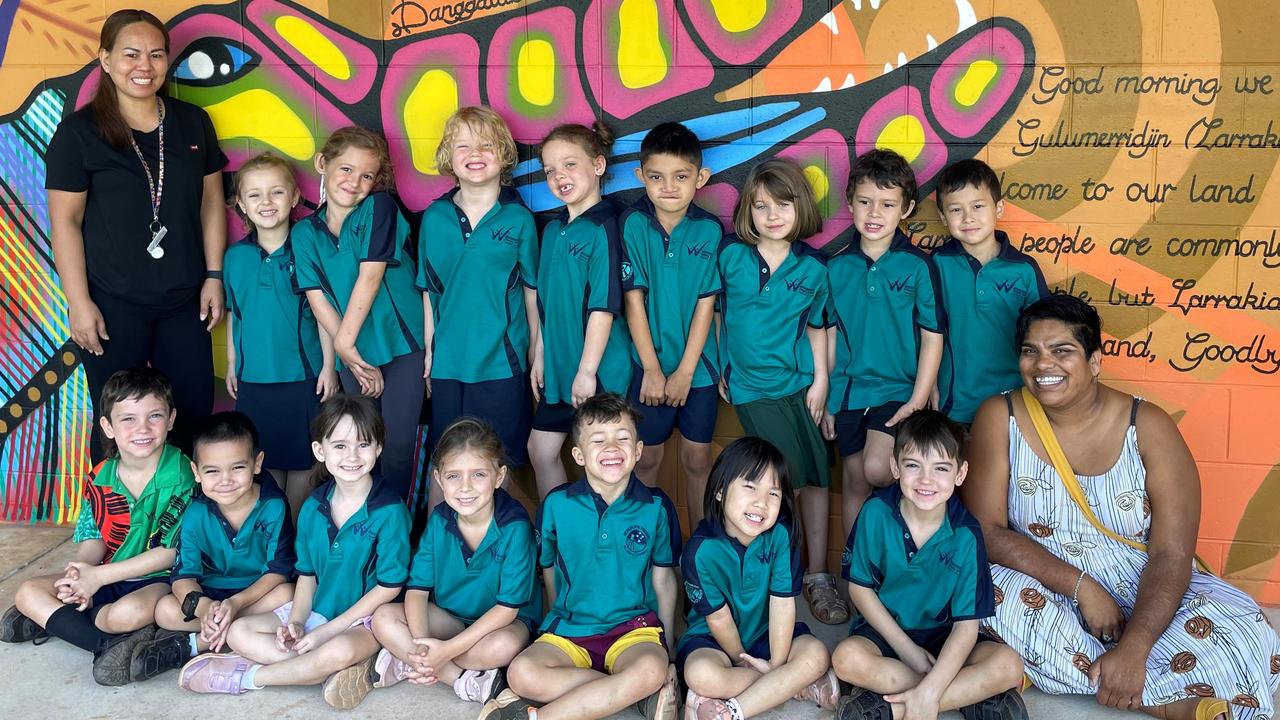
[
  {"left": 530, "top": 355, "right": 544, "bottom": 402},
  {"left": 316, "top": 368, "right": 340, "bottom": 402},
  {"left": 898, "top": 644, "right": 936, "bottom": 676},
  {"left": 292, "top": 621, "right": 337, "bottom": 654},
  {"left": 422, "top": 352, "right": 433, "bottom": 397},
  {"left": 664, "top": 369, "right": 693, "bottom": 407},
  {"left": 885, "top": 683, "right": 942, "bottom": 720},
  {"left": 638, "top": 368, "right": 666, "bottom": 406},
  {"left": 58, "top": 562, "right": 102, "bottom": 607},
  {"left": 571, "top": 370, "right": 597, "bottom": 407},
  {"left": 718, "top": 377, "right": 729, "bottom": 402},
  {"left": 736, "top": 653, "right": 771, "bottom": 674},
  {"left": 410, "top": 637, "right": 458, "bottom": 672},
  {"left": 200, "top": 278, "right": 225, "bottom": 332},
  {"left": 886, "top": 397, "right": 927, "bottom": 428},
  {"left": 203, "top": 599, "right": 240, "bottom": 652},
  {"left": 275, "top": 621, "right": 304, "bottom": 653},
  {"left": 226, "top": 370, "right": 239, "bottom": 400},
  {"left": 805, "top": 379, "right": 828, "bottom": 426},
  {"left": 821, "top": 412, "right": 836, "bottom": 441}
]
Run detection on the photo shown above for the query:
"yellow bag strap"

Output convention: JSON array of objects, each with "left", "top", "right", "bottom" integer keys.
[{"left": 1019, "top": 387, "right": 1150, "bottom": 553}]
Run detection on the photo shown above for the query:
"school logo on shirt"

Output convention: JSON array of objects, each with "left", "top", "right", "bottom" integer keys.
[
  {"left": 684, "top": 580, "right": 704, "bottom": 604},
  {"left": 686, "top": 242, "right": 713, "bottom": 260},
  {"left": 347, "top": 521, "right": 373, "bottom": 538},
  {"left": 784, "top": 277, "right": 816, "bottom": 297},
  {"left": 992, "top": 278, "right": 1026, "bottom": 296},
  {"left": 492, "top": 227, "right": 519, "bottom": 246},
  {"left": 936, "top": 548, "right": 961, "bottom": 574},
  {"left": 841, "top": 546, "right": 853, "bottom": 571},
  {"left": 756, "top": 547, "right": 776, "bottom": 565},
  {"left": 620, "top": 260, "right": 633, "bottom": 282},
  {"left": 568, "top": 242, "right": 592, "bottom": 263},
  {"left": 624, "top": 525, "right": 650, "bottom": 555},
  {"left": 252, "top": 518, "right": 274, "bottom": 536},
  {"left": 886, "top": 276, "right": 915, "bottom": 294}
]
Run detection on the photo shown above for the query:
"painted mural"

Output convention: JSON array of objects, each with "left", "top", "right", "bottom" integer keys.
[{"left": 0, "top": 0, "right": 1277, "bottom": 601}]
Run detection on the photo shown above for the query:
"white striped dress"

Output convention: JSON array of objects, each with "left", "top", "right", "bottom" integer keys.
[{"left": 984, "top": 394, "right": 1280, "bottom": 718}]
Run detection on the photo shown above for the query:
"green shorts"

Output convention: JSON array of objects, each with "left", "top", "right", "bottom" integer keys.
[{"left": 734, "top": 390, "right": 833, "bottom": 488}]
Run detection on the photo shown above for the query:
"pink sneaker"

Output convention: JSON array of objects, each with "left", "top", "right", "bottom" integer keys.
[
  {"left": 178, "top": 652, "right": 253, "bottom": 695},
  {"left": 372, "top": 648, "right": 411, "bottom": 689},
  {"left": 794, "top": 668, "right": 840, "bottom": 709}
]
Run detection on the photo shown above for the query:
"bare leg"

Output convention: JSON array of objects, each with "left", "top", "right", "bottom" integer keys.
[
  {"left": 252, "top": 626, "right": 380, "bottom": 687},
  {"left": 528, "top": 430, "right": 569, "bottom": 500},
  {"left": 834, "top": 638, "right": 1024, "bottom": 713},
  {"left": 14, "top": 574, "right": 70, "bottom": 627},
  {"left": 511, "top": 641, "right": 668, "bottom": 720},
  {"left": 862, "top": 430, "right": 895, "bottom": 489},
  {"left": 268, "top": 469, "right": 312, "bottom": 525},
  {"left": 634, "top": 441, "right": 666, "bottom": 488},
  {"left": 841, "top": 454, "right": 872, "bottom": 542},
  {"left": 681, "top": 439, "right": 713, "bottom": 529},
  {"left": 226, "top": 611, "right": 297, "bottom": 665},
  {"left": 155, "top": 595, "right": 201, "bottom": 633},
  {"left": 687, "top": 635, "right": 829, "bottom": 716},
  {"left": 94, "top": 583, "right": 170, "bottom": 633},
  {"left": 796, "top": 486, "right": 830, "bottom": 576}
]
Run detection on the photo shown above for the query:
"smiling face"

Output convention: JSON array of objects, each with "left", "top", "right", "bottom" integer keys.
[
  {"left": 316, "top": 146, "right": 381, "bottom": 210},
  {"left": 434, "top": 448, "right": 505, "bottom": 521},
  {"left": 100, "top": 392, "right": 174, "bottom": 463},
  {"left": 449, "top": 122, "right": 502, "bottom": 189},
  {"left": 312, "top": 415, "right": 382, "bottom": 484},
  {"left": 635, "top": 153, "right": 709, "bottom": 219},
  {"left": 237, "top": 166, "right": 299, "bottom": 232},
  {"left": 193, "top": 438, "right": 263, "bottom": 508},
  {"left": 750, "top": 189, "right": 797, "bottom": 243},
  {"left": 892, "top": 444, "right": 967, "bottom": 513},
  {"left": 720, "top": 468, "right": 783, "bottom": 545},
  {"left": 100, "top": 22, "right": 168, "bottom": 103},
  {"left": 850, "top": 179, "right": 914, "bottom": 245},
  {"left": 541, "top": 138, "right": 605, "bottom": 215},
  {"left": 939, "top": 182, "right": 1002, "bottom": 251},
  {"left": 571, "top": 416, "right": 642, "bottom": 488},
  {"left": 1019, "top": 318, "right": 1102, "bottom": 407}
]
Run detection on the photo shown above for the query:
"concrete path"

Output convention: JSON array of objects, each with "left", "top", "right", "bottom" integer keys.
[{"left": 0, "top": 525, "right": 1272, "bottom": 719}]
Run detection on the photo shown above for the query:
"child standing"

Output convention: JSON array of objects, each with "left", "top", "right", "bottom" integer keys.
[
  {"left": 368, "top": 417, "right": 539, "bottom": 705},
  {"left": 528, "top": 123, "right": 633, "bottom": 499},
  {"left": 825, "top": 149, "right": 944, "bottom": 546},
  {"left": 177, "top": 395, "right": 411, "bottom": 710},
  {"left": 832, "top": 410, "right": 1025, "bottom": 720},
  {"left": 486, "top": 394, "right": 681, "bottom": 720},
  {"left": 129, "top": 411, "right": 296, "bottom": 681},
  {"left": 623, "top": 122, "right": 721, "bottom": 524},
  {"left": 291, "top": 127, "right": 426, "bottom": 499},
  {"left": 933, "top": 160, "right": 1047, "bottom": 424},
  {"left": 1, "top": 368, "right": 195, "bottom": 686},
  {"left": 680, "top": 437, "right": 840, "bottom": 719},
  {"left": 224, "top": 152, "right": 339, "bottom": 516},
  {"left": 418, "top": 107, "right": 538, "bottom": 471},
  {"left": 718, "top": 159, "right": 843, "bottom": 625}
]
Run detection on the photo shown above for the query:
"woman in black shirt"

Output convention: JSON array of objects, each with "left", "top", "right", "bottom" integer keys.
[{"left": 47, "top": 9, "right": 228, "bottom": 459}]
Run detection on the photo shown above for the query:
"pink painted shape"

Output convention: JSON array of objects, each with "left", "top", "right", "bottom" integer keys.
[
  {"left": 697, "top": 183, "right": 740, "bottom": 232},
  {"left": 487, "top": 6, "right": 596, "bottom": 142},
  {"left": 246, "top": 0, "right": 377, "bottom": 105},
  {"left": 928, "top": 27, "right": 1026, "bottom": 139},
  {"left": 854, "top": 86, "right": 947, "bottom": 185},
  {"left": 682, "top": 0, "right": 802, "bottom": 65}
]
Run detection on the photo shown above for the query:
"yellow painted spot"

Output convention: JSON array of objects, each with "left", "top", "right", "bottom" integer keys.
[
  {"left": 709, "top": 0, "right": 766, "bottom": 32},
  {"left": 803, "top": 164, "right": 829, "bottom": 203},
  {"left": 405, "top": 70, "right": 459, "bottom": 174},
  {"left": 27, "top": 387, "right": 40, "bottom": 402},
  {"left": 8, "top": 404, "right": 20, "bottom": 418},
  {"left": 517, "top": 39, "right": 557, "bottom": 107},
  {"left": 44, "top": 371, "right": 57, "bottom": 384},
  {"left": 876, "top": 115, "right": 927, "bottom": 163},
  {"left": 275, "top": 15, "right": 351, "bottom": 81},
  {"left": 204, "top": 89, "right": 316, "bottom": 160},
  {"left": 955, "top": 60, "right": 998, "bottom": 108},
  {"left": 617, "top": 0, "right": 668, "bottom": 89},
  {"left": 63, "top": 351, "right": 76, "bottom": 365},
  {"left": 0, "top": 420, "right": 7, "bottom": 433}
]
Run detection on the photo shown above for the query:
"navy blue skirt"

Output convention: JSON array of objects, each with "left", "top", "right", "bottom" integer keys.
[{"left": 235, "top": 378, "right": 321, "bottom": 470}]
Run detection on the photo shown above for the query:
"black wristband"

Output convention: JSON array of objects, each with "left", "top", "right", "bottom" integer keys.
[
  {"left": 181, "top": 591, "right": 206, "bottom": 621},
  {"left": 205, "top": 270, "right": 223, "bottom": 280}
]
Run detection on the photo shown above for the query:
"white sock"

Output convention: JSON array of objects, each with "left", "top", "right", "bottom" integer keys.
[
  {"left": 187, "top": 633, "right": 199, "bottom": 656},
  {"left": 243, "top": 664, "right": 264, "bottom": 691},
  {"left": 725, "top": 698, "right": 745, "bottom": 720}
]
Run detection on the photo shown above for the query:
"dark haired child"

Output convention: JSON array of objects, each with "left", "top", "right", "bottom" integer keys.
[
  {"left": 527, "top": 122, "right": 633, "bottom": 499},
  {"left": 291, "top": 127, "right": 426, "bottom": 499},
  {"left": 488, "top": 393, "right": 680, "bottom": 720},
  {"left": 368, "top": 417, "right": 539, "bottom": 706},
  {"left": 719, "top": 158, "right": 844, "bottom": 626},
  {"left": 825, "top": 149, "right": 944, "bottom": 552},
  {"left": 178, "top": 395, "right": 410, "bottom": 710},
  {"left": 680, "top": 436, "right": 839, "bottom": 719},
  {"left": 1, "top": 367, "right": 195, "bottom": 686},
  {"left": 225, "top": 152, "right": 338, "bottom": 517},
  {"left": 623, "top": 121, "right": 721, "bottom": 525},
  {"left": 129, "top": 411, "right": 296, "bottom": 682},
  {"left": 832, "top": 409, "right": 1026, "bottom": 720},
  {"left": 933, "top": 159, "right": 1048, "bottom": 424}
]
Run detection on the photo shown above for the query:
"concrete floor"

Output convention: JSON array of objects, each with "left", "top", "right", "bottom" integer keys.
[{"left": 0, "top": 525, "right": 1273, "bottom": 719}]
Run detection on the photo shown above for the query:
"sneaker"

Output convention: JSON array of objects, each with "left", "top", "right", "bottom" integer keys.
[
  {"left": 454, "top": 667, "right": 507, "bottom": 703},
  {"left": 479, "top": 688, "right": 534, "bottom": 720},
  {"left": 322, "top": 654, "right": 376, "bottom": 710},
  {"left": 129, "top": 629, "right": 193, "bottom": 682},
  {"left": 92, "top": 624, "right": 157, "bottom": 686},
  {"left": 635, "top": 663, "right": 678, "bottom": 720},
  {"left": 0, "top": 605, "right": 43, "bottom": 643},
  {"left": 179, "top": 652, "right": 252, "bottom": 694},
  {"left": 959, "top": 689, "right": 1029, "bottom": 720},
  {"left": 684, "top": 689, "right": 732, "bottom": 720},
  {"left": 836, "top": 687, "right": 892, "bottom": 720},
  {"left": 794, "top": 668, "right": 840, "bottom": 709},
  {"left": 372, "top": 647, "right": 411, "bottom": 689},
  {"left": 803, "top": 573, "right": 850, "bottom": 625}
]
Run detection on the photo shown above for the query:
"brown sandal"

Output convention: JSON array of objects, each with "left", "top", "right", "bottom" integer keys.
[{"left": 803, "top": 573, "right": 850, "bottom": 625}]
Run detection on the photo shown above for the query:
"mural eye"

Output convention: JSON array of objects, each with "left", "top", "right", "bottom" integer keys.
[{"left": 171, "top": 39, "right": 257, "bottom": 86}]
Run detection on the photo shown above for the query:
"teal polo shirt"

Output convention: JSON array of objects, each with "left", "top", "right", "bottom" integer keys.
[
  {"left": 294, "top": 476, "right": 411, "bottom": 620},
  {"left": 537, "top": 474, "right": 681, "bottom": 636},
  {"left": 224, "top": 233, "right": 323, "bottom": 383},
  {"left": 621, "top": 197, "right": 722, "bottom": 387},
  {"left": 291, "top": 191, "right": 425, "bottom": 369},
  {"left": 827, "top": 231, "right": 945, "bottom": 413},
  {"left": 407, "top": 489, "right": 542, "bottom": 630},
  {"left": 536, "top": 199, "right": 633, "bottom": 404},
  {"left": 717, "top": 236, "right": 829, "bottom": 404},
  {"left": 841, "top": 485, "right": 994, "bottom": 633},
  {"left": 416, "top": 187, "right": 539, "bottom": 382},
  {"left": 934, "top": 232, "right": 1048, "bottom": 423},
  {"left": 172, "top": 476, "right": 297, "bottom": 591},
  {"left": 679, "top": 518, "right": 801, "bottom": 650}
]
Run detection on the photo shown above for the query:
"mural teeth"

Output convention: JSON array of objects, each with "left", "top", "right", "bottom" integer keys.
[
  {"left": 955, "top": 0, "right": 978, "bottom": 31},
  {"left": 884, "top": 62, "right": 894, "bottom": 74},
  {"left": 819, "top": 10, "right": 839, "bottom": 34},
  {"left": 897, "top": 51, "right": 908, "bottom": 67},
  {"left": 927, "top": 34, "right": 938, "bottom": 51},
  {"left": 814, "top": 76, "right": 833, "bottom": 93},
  {"left": 841, "top": 73, "right": 857, "bottom": 89}
]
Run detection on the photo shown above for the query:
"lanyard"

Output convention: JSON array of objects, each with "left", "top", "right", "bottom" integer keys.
[{"left": 129, "top": 98, "right": 168, "bottom": 258}]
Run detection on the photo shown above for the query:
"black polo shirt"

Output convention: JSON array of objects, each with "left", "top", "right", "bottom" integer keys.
[{"left": 45, "top": 97, "right": 228, "bottom": 307}]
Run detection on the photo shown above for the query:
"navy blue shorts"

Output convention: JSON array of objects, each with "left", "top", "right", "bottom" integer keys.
[
  {"left": 532, "top": 400, "right": 576, "bottom": 435},
  {"left": 236, "top": 378, "right": 321, "bottom": 470},
  {"left": 849, "top": 622, "right": 998, "bottom": 660},
  {"left": 201, "top": 585, "right": 250, "bottom": 602},
  {"left": 627, "top": 369, "right": 719, "bottom": 445},
  {"left": 429, "top": 374, "right": 533, "bottom": 467},
  {"left": 834, "top": 401, "right": 905, "bottom": 457},
  {"left": 88, "top": 577, "right": 169, "bottom": 620},
  {"left": 676, "top": 621, "right": 811, "bottom": 675}
]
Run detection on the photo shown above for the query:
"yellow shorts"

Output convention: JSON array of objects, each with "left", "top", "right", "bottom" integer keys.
[{"left": 535, "top": 613, "right": 665, "bottom": 673}]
